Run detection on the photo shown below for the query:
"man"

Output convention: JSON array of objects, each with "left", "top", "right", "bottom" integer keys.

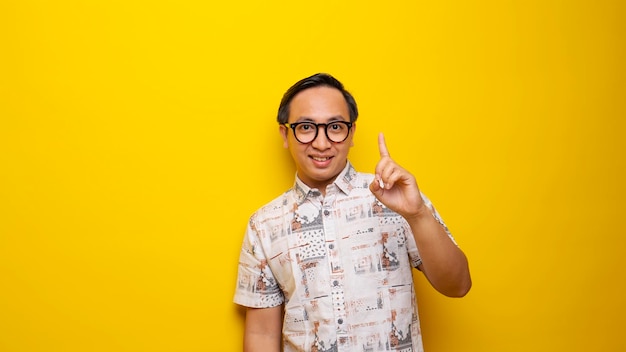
[{"left": 234, "top": 73, "right": 471, "bottom": 352}]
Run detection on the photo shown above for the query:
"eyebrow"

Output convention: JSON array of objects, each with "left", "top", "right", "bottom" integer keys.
[{"left": 294, "top": 115, "right": 347, "bottom": 123}]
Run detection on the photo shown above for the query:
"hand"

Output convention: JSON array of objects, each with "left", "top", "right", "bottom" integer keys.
[{"left": 369, "top": 132, "right": 427, "bottom": 219}]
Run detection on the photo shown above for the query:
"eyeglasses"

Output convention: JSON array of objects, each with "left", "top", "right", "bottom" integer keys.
[{"left": 284, "top": 121, "right": 353, "bottom": 144}]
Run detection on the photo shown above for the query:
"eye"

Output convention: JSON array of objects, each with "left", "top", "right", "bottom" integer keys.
[
  {"left": 329, "top": 122, "right": 344, "bottom": 131},
  {"left": 296, "top": 123, "right": 315, "bottom": 133}
]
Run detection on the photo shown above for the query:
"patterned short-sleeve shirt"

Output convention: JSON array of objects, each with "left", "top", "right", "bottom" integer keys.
[{"left": 234, "top": 162, "right": 453, "bottom": 352}]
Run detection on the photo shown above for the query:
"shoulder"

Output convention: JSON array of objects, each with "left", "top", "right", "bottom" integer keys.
[{"left": 249, "top": 188, "right": 296, "bottom": 225}]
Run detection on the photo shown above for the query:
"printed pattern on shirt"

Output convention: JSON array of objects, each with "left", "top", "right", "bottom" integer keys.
[{"left": 234, "top": 162, "right": 454, "bottom": 352}]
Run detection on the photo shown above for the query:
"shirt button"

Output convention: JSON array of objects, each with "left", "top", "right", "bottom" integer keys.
[
  {"left": 329, "top": 244, "right": 334, "bottom": 250},
  {"left": 338, "top": 318, "right": 343, "bottom": 324},
  {"left": 323, "top": 210, "right": 330, "bottom": 216},
  {"left": 333, "top": 280, "right": 339, "bottom": 286}
]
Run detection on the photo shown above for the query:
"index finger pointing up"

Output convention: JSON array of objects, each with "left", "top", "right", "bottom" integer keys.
[{"left": 378, "top": 132, "right": 390, "bottom": 158}]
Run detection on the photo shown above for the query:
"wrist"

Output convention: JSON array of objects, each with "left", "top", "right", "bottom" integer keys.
[{"left": 404, "top": 202, "right": 432, "bottom": 223}]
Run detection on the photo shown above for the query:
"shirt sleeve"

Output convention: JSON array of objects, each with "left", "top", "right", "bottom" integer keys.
[
  {"left": 233, "top": 215, "right": 284, "bottom": 308},
  {"left": 422, "top": 193, "right": 457, "bottom": 245}
]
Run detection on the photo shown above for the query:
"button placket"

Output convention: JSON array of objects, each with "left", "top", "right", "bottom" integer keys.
[{"left": 322, "top": 193, "right": 349, "bottom": 347}]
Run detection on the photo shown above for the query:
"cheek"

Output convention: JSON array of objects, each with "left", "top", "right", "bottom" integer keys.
[
  {"left": 341, "top": 141, "right": 354, "bottom": 154},
  {"left": 289, "top": 142, "right": 308, "bottom": 159}
]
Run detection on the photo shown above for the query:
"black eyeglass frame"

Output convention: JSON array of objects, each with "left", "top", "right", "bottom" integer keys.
[{"left": 283, "top": 121, "right": 354, "bottom": 144}]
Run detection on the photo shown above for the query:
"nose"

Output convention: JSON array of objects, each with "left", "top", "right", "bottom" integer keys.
[{"left": 311, "top": 125, "right": 332, "bottom": 149}]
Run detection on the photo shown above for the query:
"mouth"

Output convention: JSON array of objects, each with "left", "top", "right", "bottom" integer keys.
[{"left": 311, "top": 156, "right": 333, "bottom": 162}]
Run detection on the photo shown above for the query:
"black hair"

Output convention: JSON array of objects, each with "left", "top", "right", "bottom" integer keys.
[{"left": 276, "top": 73, "right": 358, "bottom": 124}]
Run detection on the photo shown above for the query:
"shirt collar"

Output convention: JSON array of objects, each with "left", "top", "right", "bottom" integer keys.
[{"left": 293, "top": 161, "right": 357, "bottom": 204}]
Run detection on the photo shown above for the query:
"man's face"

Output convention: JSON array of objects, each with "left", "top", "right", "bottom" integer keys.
[{"left": 280, "top": 86, "right": 355, "bottom": 192}]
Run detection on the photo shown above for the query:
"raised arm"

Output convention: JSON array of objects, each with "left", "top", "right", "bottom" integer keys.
[
  {"left": 369, "top": 132, "right": 471, "bottom": 297},
  {"left": 243, "top": 306, "right": 283, "bottom": 352}
]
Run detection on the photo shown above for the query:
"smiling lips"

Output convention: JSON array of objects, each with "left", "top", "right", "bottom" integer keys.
[
  {"left": 311, "top": 156, "right": 334, "bottom": 167},
  {"left": 312, "top": 156, "right": 332, "bottom": 162}
]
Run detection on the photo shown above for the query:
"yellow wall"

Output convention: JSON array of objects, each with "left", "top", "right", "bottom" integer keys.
[{"left": 1, "top": 1, "right": 624, "bottom": 351}]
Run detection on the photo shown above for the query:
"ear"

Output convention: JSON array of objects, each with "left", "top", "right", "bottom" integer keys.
[{"left": 279, "top": 125, "right": 289, "bottom": 149}]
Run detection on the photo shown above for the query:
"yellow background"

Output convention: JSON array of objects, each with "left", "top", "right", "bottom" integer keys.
[{"left": 1, "top": 0, "right": 624, "bottom": 351}]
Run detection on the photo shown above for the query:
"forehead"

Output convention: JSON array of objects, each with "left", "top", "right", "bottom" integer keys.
[{"left": 289, "top": 86, "right": 349, "bottom": 122}]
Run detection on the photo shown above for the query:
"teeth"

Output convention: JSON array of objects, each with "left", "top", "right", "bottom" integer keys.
[{"left": 312, "top": 157, "right": 330, "bottom": 161}]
